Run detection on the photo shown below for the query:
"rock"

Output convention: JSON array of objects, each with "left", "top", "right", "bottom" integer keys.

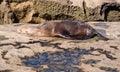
[
  {"left": 4, "top": 48, "right": 34, "bottom": 65},
  {"left": 30, "top": 0, "right": 120, "bottom": 22},
  {"left": 7, "top": 0, "right": 29, "bottom": 3},
  {"left": 0, "top": 22, "right": 120, "bottom": 71},
  {"left": 0, "top": 0, "right": 119, "bottom": 24},
  {"left": 52, "top": 0, "right": 120, "bottom": 8},
  {"left": 10, "top": 1, "right": 35, "bottom": 23},
  {"left": 4, "top": 48, "right": 34, "bottom": 58},
  {"left": 0, "top": 0, "right": 14, "bottom": 24}
]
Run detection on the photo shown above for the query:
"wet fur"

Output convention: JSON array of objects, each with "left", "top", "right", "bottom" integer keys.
[{"left": 17, "top": 20, "right": 109, "bottom": 40}]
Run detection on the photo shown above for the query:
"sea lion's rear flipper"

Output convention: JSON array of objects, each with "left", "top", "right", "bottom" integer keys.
[{"left": 95, "top": 30, "right": 109, "bottom": 41}]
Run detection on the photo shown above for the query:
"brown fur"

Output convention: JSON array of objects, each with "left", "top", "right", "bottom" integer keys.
[{"left": 17, "top": 20, "right": 109, "bottom": 40}]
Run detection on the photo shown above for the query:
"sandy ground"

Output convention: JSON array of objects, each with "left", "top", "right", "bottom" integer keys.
[{"left": 0, "top": 22, "right": 120, "bottom": 72}]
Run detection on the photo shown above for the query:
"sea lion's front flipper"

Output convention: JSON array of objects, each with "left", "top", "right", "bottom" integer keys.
[
  {"left": 95, "top": 30, "right": 109, "bottom": 41},
  {"left": 56, "top": 31, "right": 76, "bottom": 39},
  {"left": 57, "top": 34, "right": 75, "bottom": 39}
]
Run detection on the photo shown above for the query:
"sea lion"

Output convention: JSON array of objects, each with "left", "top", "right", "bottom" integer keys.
[{"left": 17, "top": 20, "right": 109, "bottom": 40}]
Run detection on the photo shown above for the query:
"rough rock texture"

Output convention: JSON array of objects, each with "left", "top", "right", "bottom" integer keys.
[
  {"left": 10, "top": 1, "right": 34, "bottom": 23},
  {"left": 0, "top": 0, "right": 120, "bottom": 24},
  {"left": 0, "top": 0, "right": 14, "bottom": 24},
  {"left": 0, "top": 22, "right": 120, "bottom": 72},
  {"left": 30, "top": 0, "right": 120, "bottom": 22}
]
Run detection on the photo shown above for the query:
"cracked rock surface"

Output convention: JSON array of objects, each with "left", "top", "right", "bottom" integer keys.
[{"left": 0, "top": 22, "right": 120, "bottom": 72}]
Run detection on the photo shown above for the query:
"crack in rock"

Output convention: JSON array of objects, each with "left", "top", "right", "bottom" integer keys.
[
  {"left": 1, "top": 51, "right": 8, "bottom": 60},
  {"left": 82, "top": 59, "right": 101, "bottom": 64},
  {"left": 110, "top": 46, "right": 118, "bottom": 50},
  {"left": 0, "top": 69, "right": 12, "bottom": 72},
  {"left": 90, "top": 47, "right": 117, "bottom": 60},
  {"left": 0, "top": 35, "right": 9, "bottom": 41},
  {"left": 99, "top": 66, "right": 119, "bottom": 72}
]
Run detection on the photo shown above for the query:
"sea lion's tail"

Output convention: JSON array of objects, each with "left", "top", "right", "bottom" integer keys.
[{"left": 95, "top": 30, "right": 109, "bottom": 41}]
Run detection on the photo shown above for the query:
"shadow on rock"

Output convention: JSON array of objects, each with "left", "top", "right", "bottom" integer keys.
[{"left": 22, "top": 48, "right": 90, "bottom": 72}]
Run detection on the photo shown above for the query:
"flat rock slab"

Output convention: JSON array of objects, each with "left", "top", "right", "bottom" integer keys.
[{"left": 0, "top": 22, "right": 120, "bottom": 72}]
